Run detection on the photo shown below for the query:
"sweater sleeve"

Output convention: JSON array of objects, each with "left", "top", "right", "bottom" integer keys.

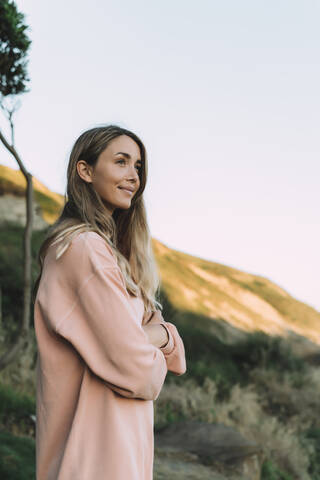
[
  {"left": 146, "top": 310, "right": 187, "bottom": 376},
  {"left": 51, "top": 241, "right": 169, "bottom": 401}
]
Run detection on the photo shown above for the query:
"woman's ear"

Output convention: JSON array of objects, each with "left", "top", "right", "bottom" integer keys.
[{"left": 76, "top": 160, "right": 93, "bottom": 183}]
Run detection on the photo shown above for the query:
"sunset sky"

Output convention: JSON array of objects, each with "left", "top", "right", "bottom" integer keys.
[{"left": 1, "top": 0, "right": 319, "bottom": 311}]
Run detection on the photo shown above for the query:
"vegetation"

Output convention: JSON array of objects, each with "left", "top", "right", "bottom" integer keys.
[
  {"left": 0, "top": 0, "right": 33, "bottom": 373},
  {"left": 0, "top": 0, "right": 31, "bottom": 98},
  {"left": 155, "top": 363, "right": 320, "bottom": 479},
  {"left": 0, "top": 431, "right": 35, "bottom": 480},
  {"left": 0, "top": 384, "right": 35, "bottom": 480},
  {"left": 0, "top": 223, "right": 319, "bottom": 479},
  {"left": 0, "top": 383, "right": 35, "bottom": 437},
  {"left": 0, "top": 224, "right": 46, "bottom": 346}
]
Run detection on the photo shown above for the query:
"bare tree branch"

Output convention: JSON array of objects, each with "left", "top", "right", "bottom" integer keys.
[{"left": 0, "top": 125, "right": 34, "bottom": 369}]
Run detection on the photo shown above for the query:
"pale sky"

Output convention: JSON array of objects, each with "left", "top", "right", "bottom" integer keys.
[{"left": 1, "top": 0, "right": 319, "bottom": 312}]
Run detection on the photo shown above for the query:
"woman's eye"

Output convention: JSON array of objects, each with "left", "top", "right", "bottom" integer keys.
[{"left": 117, "top": 159, "right": 141, "bottom": 172}]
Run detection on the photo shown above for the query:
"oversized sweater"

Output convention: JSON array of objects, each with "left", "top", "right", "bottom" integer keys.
[{"left": 34, "top": 231, "right": 186, "bottom": 480}]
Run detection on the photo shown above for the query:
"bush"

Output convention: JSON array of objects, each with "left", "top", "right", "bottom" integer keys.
[
  {"left": 304, "top": 428, "right": 320, "bottom": 480},
  {"left": 0, "top": 430, "right": 35, "bottom": 480},
  {"left": 0, "top": 383, "right": 35, "bottom": 436},
  {"left": 262, "top": 460, "right": 293, "bottom": 480},
  {"left": 230, "top": 330, "right": 305, "bottom": 374}
]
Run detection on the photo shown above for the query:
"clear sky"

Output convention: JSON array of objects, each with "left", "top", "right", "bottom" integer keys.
[{"left": 1, "top": 0, "right": 319, "bottom": 312}]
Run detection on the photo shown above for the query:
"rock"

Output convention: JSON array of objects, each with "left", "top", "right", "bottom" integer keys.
[
  {"left": 155, "top": 420, "right": 264, "bottom": 480},
  {"left": 0, "top": 193, "right": 48, "bottom": 230},
  {"left": 153, "top": 453, "right": 229, "bottom": 480}
]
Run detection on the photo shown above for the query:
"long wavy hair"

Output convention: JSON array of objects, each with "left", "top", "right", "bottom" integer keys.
[{"left": 32, "top": 124, "right": 162, "bottom": 315}]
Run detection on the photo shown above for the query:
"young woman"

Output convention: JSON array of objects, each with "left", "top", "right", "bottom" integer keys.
[{"left": 32, "top": 124, "right": 186, "bottom": 480}]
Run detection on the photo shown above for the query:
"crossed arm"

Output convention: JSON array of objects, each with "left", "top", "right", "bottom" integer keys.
[
  {"left": 141, "top": 309, "right": 187, "bottom": 376},
  {"left": 142, "top": 322, "right": 169, "bottom": 348}
]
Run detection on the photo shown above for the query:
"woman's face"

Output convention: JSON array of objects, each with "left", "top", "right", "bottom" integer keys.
[{"left": 77, "top": 134, "right": 142, "bottom": 214}]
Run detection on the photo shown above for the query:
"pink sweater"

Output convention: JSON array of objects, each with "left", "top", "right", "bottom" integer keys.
[{"left": 34, "top": 231, "right": 186, "bottom": 479}]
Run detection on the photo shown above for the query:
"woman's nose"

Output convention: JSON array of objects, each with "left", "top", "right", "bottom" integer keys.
[{"left": 128, "top": 164, "right": 139, "bottom": 180}]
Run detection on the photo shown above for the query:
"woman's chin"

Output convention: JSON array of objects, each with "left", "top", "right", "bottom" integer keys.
[{"left": 115, "top": 201, "right": 132, "bottom": 210}]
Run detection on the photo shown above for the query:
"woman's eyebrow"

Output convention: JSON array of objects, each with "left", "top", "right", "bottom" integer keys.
[{"left": 115, "top": 152, "right": 142, "bottom": 163}]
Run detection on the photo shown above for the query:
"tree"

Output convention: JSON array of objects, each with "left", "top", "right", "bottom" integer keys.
[{"left": 0, "top": 0, "right": 33, "bottom": 369}]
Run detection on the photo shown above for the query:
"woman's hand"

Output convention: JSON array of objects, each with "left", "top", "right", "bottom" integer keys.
[
  {"left": 142, "top": 324, "right": 169, "bottom": 349},
  {"left": 143, "top": 309, "right": 165, "bottom": 326}
]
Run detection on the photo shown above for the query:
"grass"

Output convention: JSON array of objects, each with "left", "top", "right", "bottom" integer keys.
[
  {"left": 302, "top": 428, "right": 320, "bottom": 480},
  {"left": 261, "top": 460, "right": 294, "bottom": 480},
  {"left": 155, "top": 310, "right": 319, "bottom": 479},
  {"left": 0, "top": 382, "right": 35, "bottom": 480},
  {"left": 33, "top": 189, "right": 63, "bottom": 217},
  {"left": 0, "top": 383, "right": 35, "bottom": 437},
  {"left": 169, "top": 312, "right": 306, "bottom": 400},
  {"left": 0, "top": 223, "right": 49, "bottom": 342},
  {"left": 0, "top": 431, "right": 35, "bottom": 480},
  {"left": 155, "top": 366, "right": 319, "bottom": 480}
]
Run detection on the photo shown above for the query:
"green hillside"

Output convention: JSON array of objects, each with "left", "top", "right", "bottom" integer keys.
[{"left": 153, "top": 239, "right": 320, "bottom": 353}]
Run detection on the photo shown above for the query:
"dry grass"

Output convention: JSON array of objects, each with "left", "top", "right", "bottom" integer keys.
[{"left": 155, "top": 365, "right": 320, "bottom": 479}]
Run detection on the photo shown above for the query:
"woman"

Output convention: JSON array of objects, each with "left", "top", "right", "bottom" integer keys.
[{"left": 32, "top": 124, "right": 187, "bottom": 480}]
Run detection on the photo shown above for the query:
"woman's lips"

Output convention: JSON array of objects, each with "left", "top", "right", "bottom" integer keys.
[{"left": 119, "top": 188, "right": 133, "bottom": 195}]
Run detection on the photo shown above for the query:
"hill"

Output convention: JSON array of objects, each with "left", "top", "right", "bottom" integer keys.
[
  {"left": 153, "top": 238, "right": 320, "bottom": 356},
  {"left": 1, "top": 162, "right": 319, "bottom": 356},
  {"left": 0, "top": 164, "right": 64, "bottom": 227}
]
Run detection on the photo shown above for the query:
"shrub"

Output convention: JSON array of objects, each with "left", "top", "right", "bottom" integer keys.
[{"left": 0, "top": 431, "right": 35, "bottom": 480}]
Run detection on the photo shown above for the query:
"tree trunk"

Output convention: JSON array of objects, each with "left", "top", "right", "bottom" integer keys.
[{"left": 0, "top": 129, "right": 34, "bottom": 370}]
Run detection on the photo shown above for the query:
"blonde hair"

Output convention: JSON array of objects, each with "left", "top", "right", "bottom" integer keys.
[{"left": 32, "top": 124, "right": 162, "bottom": 315}]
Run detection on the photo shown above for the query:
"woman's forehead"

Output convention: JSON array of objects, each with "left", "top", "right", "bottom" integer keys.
[{"left": 104, "top": 135, "right": 141, "bottom": 159}]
